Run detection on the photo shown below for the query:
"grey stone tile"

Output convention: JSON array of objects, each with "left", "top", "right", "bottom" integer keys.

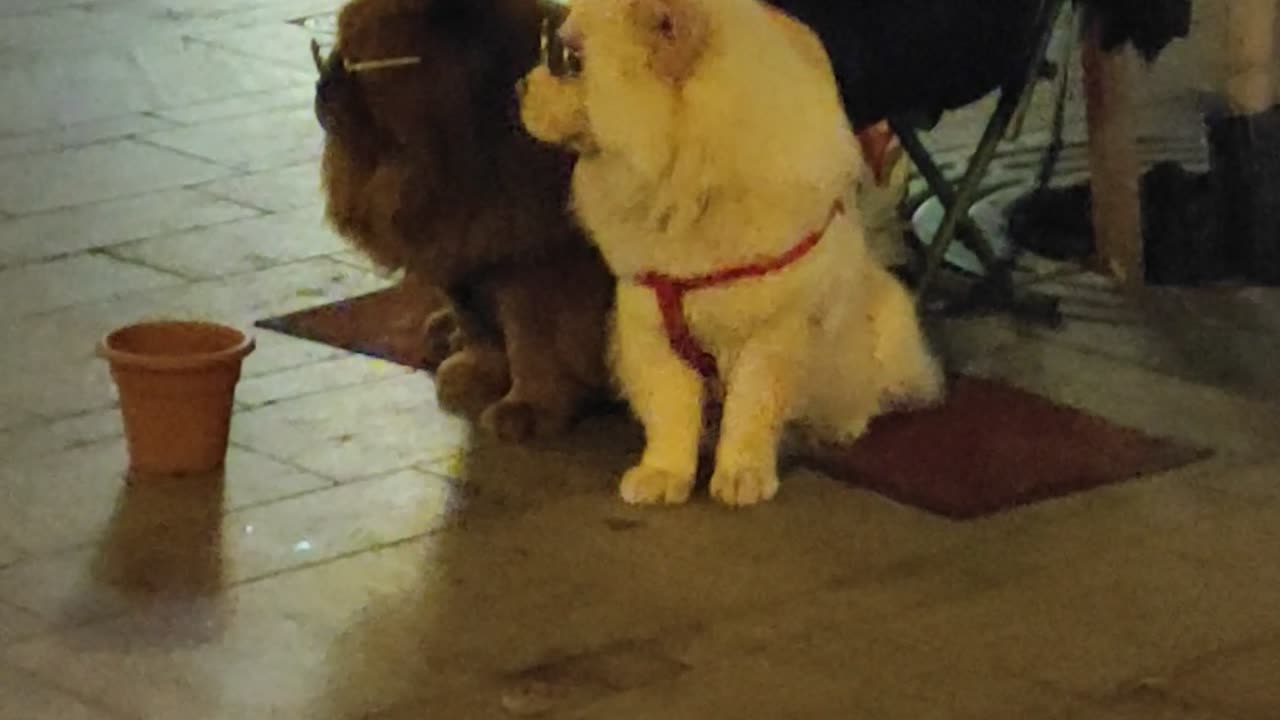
[
  {"left": 1089, "top": 460, "right": 1280, "bottom": 569},
  {"left": 1196, "top": 456, "right": 1280, "bottom": 503},
  {"left": 133, "top": 256, "right": 387, "bottom": 326},
  {"left": 1166, "top": 285, "right": 1280, "bottom": 339},
  {"left": 105, "top": 206, "right": 347, "bottom": 279},
  {"left": 1173, "top": 639, "right": 1280, "bottom": 720},
  {"left": 940, "top": 317, "right": 1280, "bottom": 458},
  {"left": 0, "top": 4, "right": 1269, "bottom": 719},
  {"left": 0, "top": 439, "right": 332, "bottom": 557},
  {"left": 0, "top": 469, "right": 453, "bottom": 628},
  {"left": 390, "top": 470, "right": 963, "bottom": 673},
  {"left": 0, "top": 0, "right": 83, "bottom": 17},
  {"left": 1044, "top": 316, "right": 1280, "bottom": 403},
  {"left": 0, "top": 258, "right": 386, "bottom": 417},
  {"left": 0, "top": 254, "right": 182, "bottom": 319},
  {"left": 230, "top": 374, "right": 467, "bottom": 480},
  {"left": 0, "top": 354, "right": 120, "bottom": 421},
  {"left": 140, "top": 106, "right": 321, "bottom": 173},
  {"left": 0, "top": 601, "right": 47, "bottom": 645},
  {"left": 187, "top": 21, "right": 322, "bottom": 72},
  {"left": 1, "top": 468, "right": 958, "bottom": 719},
  {"left": 240, "top": 331, "right": 348, "bottom": 378},
  {"left": 561, "top": 588, "right": 1091, "bottom": 720},
  {"left": 239, "top": 330, "right": 350, "bottom": 379},
  {"left": 1015, "top": 282, "right": 1280, "bottom": 403},
  {"left": 1059, "top": 692, "right": 1236, "bottom": 720},
  {"left": 120, "top": 0, "right": 281, "bottom": 15},
  {"left": 150, "top": 84, "right": 314, "bottom": 125},
  {"left": 0, "top": 140, "right": 229, "bottom": 215},
  {"left": 0, "top": 113, "right": 177, "bottom": 159},
  {"left": 862, "top": 517, "right": 1280, "bottom": 696},
  {"left": 0, "top": 409, "right": 123, "bottom": 463},
  {"left": 0, "top": 188, "right": 258, "bottom": 266},
  {"left": 235, "top": 354, "right": 411, "bottom": 409},
  {"left": 0, "top": 666, "right": 111, "bottom": 720},
  {"left": 0, "top": 257, "right": 384, "bottom": 369},
  {"left": 328, "top": 250, "right": 381, "bottom": 271},
  {"left": 0, "top": 540, "right": 436, "bottom": 718},
  {"left": 0, "top": 38, "right": 308, "bottom": 136},
  {"left": 0, "top": 542, "right": 20, "bottom": 571},
  {"left": 193, "top": 161, "right": 323, "bottom": 212},
  {"left": 0, "top": 403, "right": 39, "bottom": 432},
  {"left": 0, "top": 6, "right": 173, "bottom": 60},
  {"left": 113, "top": 0, "right": 337, "bottom": 29}
]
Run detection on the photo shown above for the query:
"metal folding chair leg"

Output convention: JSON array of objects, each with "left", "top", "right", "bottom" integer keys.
[
  {"left": 890, "top": 0, "right": 1069, "bottom": 326},
  {"left": 897, "top": 121, "right": 1063, "bottom": 326},
  {"left": 891, "top": 122, "right": 1005, "bottom": 277}
]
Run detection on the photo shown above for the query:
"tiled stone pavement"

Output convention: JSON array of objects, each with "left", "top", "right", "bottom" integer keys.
[{"left": 0, "top": 0, "right": 1277, "bottom": 718}]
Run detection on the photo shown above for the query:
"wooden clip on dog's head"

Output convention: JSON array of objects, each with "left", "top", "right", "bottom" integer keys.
[{"left": 310, "top": 37, "right": 422, "bottom": 77}]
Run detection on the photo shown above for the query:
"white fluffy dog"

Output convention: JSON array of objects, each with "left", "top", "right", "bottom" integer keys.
[{"left": 519, "top": 0, "right": 944, "bottom": 506}]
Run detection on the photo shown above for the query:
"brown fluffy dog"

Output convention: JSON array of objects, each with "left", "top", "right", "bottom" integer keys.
[{"left": 315, "top": 0, "right": 614, "bottom": 441}]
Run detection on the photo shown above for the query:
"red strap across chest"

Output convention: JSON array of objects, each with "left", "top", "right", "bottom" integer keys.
[{"left": 634, "top": 200, "right": 844, "bottom": 379}]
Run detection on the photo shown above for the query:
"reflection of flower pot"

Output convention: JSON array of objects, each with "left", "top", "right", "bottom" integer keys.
[{"left": 98, "top": 321, "right": 255, "bottom": 476}]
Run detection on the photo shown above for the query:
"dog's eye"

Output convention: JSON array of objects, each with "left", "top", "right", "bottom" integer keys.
[
  {"left": 542, "top": 18, "right": 582, "bottom": 78},
  {"left": 561, "top": 46, "right": 582, "bottom": 76}
]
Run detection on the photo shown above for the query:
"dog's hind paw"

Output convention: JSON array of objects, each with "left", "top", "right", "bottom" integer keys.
[
  {"left": 480, "top": 399, "right": 571, "bottom": 443},
  {"left": 422, "top": 308, "right": 460, "bottom": 370},
  {"left": 709, "top": 465, "right": 779, "bottom": 507},
  {"left": 435, "top": 352, "right": 508, "bottom": 419},
  {"left": 619, "top": 465, "right": 695, "bottom": 505}
]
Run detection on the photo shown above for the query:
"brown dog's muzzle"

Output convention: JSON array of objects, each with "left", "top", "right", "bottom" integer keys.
[
  {"left": 539, "top": 14, "right": 583, "bottom": 79},
  {"left": 312, "top": 40, "right": 347, "bottom": 133},
  {"left": 518, "top": 15, "right": 580, "bottom": 100}
]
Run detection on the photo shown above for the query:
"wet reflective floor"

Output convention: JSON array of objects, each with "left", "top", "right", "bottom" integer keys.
[{"left": 0, "top": 1, "right": 1278, "bottom": 718}]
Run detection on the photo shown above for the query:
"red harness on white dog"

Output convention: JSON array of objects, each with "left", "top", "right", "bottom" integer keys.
[{"left": 633, "top": 199, "right": 845, "bottom": 381}]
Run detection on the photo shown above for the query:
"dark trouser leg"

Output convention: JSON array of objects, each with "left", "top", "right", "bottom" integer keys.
[{"left": 1207, "top": 105, "right": 1280, "bottom": 285}]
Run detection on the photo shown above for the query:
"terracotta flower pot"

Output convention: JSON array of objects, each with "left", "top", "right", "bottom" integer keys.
[{"left": 98, "top": 321, "right": 255, "bottom": 476}]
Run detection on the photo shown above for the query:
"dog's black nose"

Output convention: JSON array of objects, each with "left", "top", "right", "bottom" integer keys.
[
  {"left": 316, "top": 73, "right": 338, "bottom": 102},
  {"left": 314, "top": 94, "right": 333, "bottom": 133},
  {"left": 314, "top": 73, "right": 344, "bottom": 132},
  {"left": 315, "top": 51, "right": 348, "bottom": 108},
  {"left": 315, "top": 46, "right": 347, "bottom": 91}
]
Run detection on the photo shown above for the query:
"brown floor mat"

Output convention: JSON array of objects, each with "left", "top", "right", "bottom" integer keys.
[
  {"left": 257, "top": 286, "right": 1210, "bottom": 519},
  {"left": 802, "top": 375, "right": 1209, "bottom": 518}
]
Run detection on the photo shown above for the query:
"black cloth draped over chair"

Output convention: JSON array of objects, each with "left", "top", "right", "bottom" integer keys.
[{"left": 766, "top": 0, "right": 1192, "bottom": 322}]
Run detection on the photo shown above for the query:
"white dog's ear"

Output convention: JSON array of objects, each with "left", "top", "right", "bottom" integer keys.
[{"left": 627, "top": 0, "right": 709, "bottom": 84}]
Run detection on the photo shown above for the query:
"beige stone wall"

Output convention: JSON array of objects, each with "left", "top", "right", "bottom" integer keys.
[
  {"left": 926, "top": 0, "right": 1280, "bottom": 150},
  {"left": 1164, "top": 0, "right": 1280, "bottom": 102}
]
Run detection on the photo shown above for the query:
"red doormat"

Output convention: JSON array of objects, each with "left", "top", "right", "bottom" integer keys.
[
  {"left": 258, "top": 281, "right": 448, "bottom": 368},
  {"left": 257, "top": 287, "right": 1210, "bottom": 519}
]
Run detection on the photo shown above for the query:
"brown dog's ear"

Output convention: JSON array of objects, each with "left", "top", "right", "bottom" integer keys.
[{"left": 627, "top": 0, "right": 709, "bottom": 84}]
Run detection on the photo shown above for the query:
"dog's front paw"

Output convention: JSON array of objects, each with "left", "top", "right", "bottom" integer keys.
[
  {"left": 619, "top": 465, "right": 695, "bottom": 506},
  {"left": 422, "top": 308, "right": 460, "bottom": 370},
  {"left": 480, "top": 398, "right": 571, "bottom": 443},
  {"left": 435, "top": 352, "right": 508, "bottom": 419},
  {"left": 709, "top": 465, "right": 779, "bottom": 507}
]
